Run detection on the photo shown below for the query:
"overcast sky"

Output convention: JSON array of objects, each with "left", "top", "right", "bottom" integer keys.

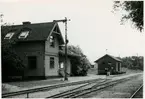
[{"left": 0, "top": 0, "right": 144, "bottom": 64}]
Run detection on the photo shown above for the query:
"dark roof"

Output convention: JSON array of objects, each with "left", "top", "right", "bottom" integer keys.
[
  {"left": 59, "top": 48, "right": 81, "bottom": 57},
  {"left": 1, "top": 22, "right": 64, "bottom": 44},
  {"left": 95, "top": 54, "right": 122, "bottom": 63}
]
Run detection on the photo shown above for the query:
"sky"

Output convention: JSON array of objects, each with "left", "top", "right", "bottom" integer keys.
[{"left": 0, "top": 0, "right": 144, "bottom": 64}]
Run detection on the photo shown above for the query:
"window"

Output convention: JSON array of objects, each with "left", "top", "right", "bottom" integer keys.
[
  {"left": 108, "top": 62, "right": 112, "bottom": 65},
  {"left": 50, "top": 57, "right": 55, "bottom": 69},
  {"left": 4, "top": 32, "right": 14, "bottom": 39},
  {"left": 28, "top": 56, "right": 37, "bottom": 69},
  {"left": 19, "top": 31, "right": 29, "bottom": 39},
  {"left": 91, "top": 65, "right": 94, "bottom": 68},
  {"left": 60, "top": 62, "right": 64, "bottom": 68},
  {"left": 50, "top": 36, "right": 55, "bottom": 47}
]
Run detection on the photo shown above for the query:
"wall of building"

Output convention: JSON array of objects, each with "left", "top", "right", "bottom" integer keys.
[
  {"left": 94, "top": 63, "right": 98, "bottom": 74},
  {"left": 13, "top": 32, "right": 72, "bottom": 78},
  {"left": 15, "top": 41, "right": 45, "bottom": 78},
  {"left": 44, "top": 34, "right": 60, "bottom": 76},
  {"left": 44, "top": 55, "right": 59, "bottom": 76},
  {"left": 116, "top": 62, "right": 122, "bottom": 72},
  {"left": 67, "top": 58, "right": 71, "bottom": 74}
]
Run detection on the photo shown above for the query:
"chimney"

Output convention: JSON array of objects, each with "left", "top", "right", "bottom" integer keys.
[{"left": 22, "top": 21, "right": 31, "bottom": 25}]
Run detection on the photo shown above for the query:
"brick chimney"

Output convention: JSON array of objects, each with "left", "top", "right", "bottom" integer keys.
[{"left": 22, "top": 21, "right": 31, "bottom": 25}]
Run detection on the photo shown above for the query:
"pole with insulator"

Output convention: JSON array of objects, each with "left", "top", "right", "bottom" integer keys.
[{"left": 53, "top": 17, "right": 70, "bottom": 81}]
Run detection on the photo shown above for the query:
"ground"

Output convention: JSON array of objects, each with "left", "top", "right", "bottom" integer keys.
[
  {"left": 133, "top": 86, "right": 143, "bottom": 98},
  {"left": 2, "top": 68, "right": 143, "bottom": 94},
  {"left": 81, "top": 74, "right": 143, "bottom": 98}
]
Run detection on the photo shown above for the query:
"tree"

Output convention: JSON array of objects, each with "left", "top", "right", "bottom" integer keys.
[
  {"left": 68, "top": 45, "right": 91, "bottom": 76},
  {"left": 121, "top": 56, "right": 143, "bottom": 70},
  {"left": 1, "top": 25, "right": 25, "bottom": 82},
  {"left": 113, "top": 1, "right": 143, "bottom": 32}
]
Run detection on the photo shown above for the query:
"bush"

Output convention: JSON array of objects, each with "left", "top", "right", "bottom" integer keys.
[
  {"left": 68, "top": 45, "right": 91, "bottom": 76},
  {"left": 2, "top": 41, "right": 25, "bottom": 82}
]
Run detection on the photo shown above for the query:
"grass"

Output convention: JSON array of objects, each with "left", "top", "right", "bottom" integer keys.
[{"left": 2, "top": 84, "right": 20, "bottom": 93}]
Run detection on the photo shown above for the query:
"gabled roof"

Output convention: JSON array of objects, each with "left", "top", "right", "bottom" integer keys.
[
  {"left": 1, "top": 22, "right": 64, "bottom": 44},
  {"left": 95, "top": 54, "right": 122, "bottom": 63}
]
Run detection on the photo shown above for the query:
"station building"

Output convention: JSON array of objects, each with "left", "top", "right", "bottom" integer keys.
[{"left": 2, "top": 21, "right": 79, "bottom": 79}]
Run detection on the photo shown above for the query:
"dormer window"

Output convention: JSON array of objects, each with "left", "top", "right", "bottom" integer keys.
[
  {"left": 19, "top": 31, "right": 29, "bottom": 39},
  {"left": 4, "top": 32, "right": 14, "bottom": 39},
  {"left": 50, "top": 36, "right": 55, "bottom": 47}
]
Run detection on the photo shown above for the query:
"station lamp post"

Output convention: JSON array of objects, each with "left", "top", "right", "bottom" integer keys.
[{"left": 53, "top": 17, "right": 70, "bottom": 81}]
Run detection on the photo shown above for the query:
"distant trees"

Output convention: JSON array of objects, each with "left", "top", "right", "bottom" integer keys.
[
  {"left": 121, "top": 56, "right": 143, "bottom": 70},
  {"left": 113, "top": 1, "right": 143, "bottom": 32},
  {"left": 68, "top": 45, "right": 91, "bottom": 76}
]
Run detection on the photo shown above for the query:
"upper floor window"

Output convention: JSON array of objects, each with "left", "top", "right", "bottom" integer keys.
[
  {"left": 4, "top": 32, "right": 14, "bottom": 39},
  {"left": 108, "top": 62, "right": 112, "bottom": 65},
  {"left": 50, "top": 57, "right": 55, "bottom": 69},
  {"left": 19, "top": 31, "right": 29, "bottom": 39},
  {"left": 50, "top": 36, "right": 55, "bottom": 47}
]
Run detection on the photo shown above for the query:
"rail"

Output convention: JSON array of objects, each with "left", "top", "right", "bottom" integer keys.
[
  {"left": 2, "top": 78, "right": 102, "bottom": 98},
  {"left": 47, "top": 74, "right": 141, "bottom": 98},
  {"left": 3, "top": 74, "right": 142, "bottom": 98},
  {"left": 48, "top": 77, "right": 132, "bottom": 98},
  {"left": 130, "top": 84, "right": 143, "bottom": 98}
]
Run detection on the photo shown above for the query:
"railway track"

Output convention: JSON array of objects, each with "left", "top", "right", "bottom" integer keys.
[
  {"left": 47, "top": 76, "right": 134, "bottom": 98},
  {"left": 2, "top": 74, "right": 141, "bottom": 98},
  {"left": 47, "top": 79, "right": 108, "bottom": 98},
  {"left": 2, "top": 78, "right": 104, "bottom": 98},
  {"left": 130, "top": 85, "right": 143, "bottom": 98}
]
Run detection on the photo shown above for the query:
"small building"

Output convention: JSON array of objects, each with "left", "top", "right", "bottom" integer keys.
[
  {"left": 94, "top": 54, "right": 122, "bottom": 75},
  {"left": 2, "top": 21, "right": 79, "bottom": 79}
]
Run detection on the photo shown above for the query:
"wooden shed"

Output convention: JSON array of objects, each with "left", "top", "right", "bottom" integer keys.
[{"left": 94, "top": 54, "right": 122, "bottom": 75}]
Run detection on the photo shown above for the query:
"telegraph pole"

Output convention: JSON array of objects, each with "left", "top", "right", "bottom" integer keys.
[
  {"left": 0, "top": 13, "right": 3, "bottom": 28},
  {"left": 0, "top": 13, "right": 3, "bottom": 23},
  {"left": 53, "top": 17, "right": 70, "bottom": 81}
]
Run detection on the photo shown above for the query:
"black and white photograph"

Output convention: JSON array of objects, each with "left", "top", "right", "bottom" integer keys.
[{"left": 0, "top": 0, "right": 144, "bottom": 98}]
